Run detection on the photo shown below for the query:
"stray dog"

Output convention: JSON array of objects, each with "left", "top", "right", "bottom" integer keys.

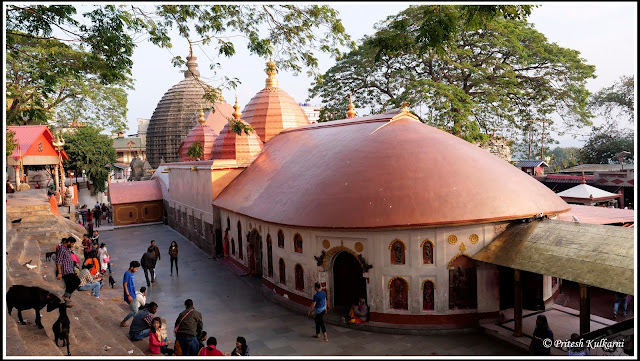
[
  {"left": 6, "top": 285, "right": 61, "bottom": 329},
  {"left": 52, "top": 303, "right": 71, "bottom": 356},
  {"left": 109, "top": 275, "right": 116, "bottom": 288},
  {"left": 45, "top": 251, "right": 56, "bottom": 261}
]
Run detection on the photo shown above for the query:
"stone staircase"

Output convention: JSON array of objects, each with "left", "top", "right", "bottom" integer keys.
[{"left": 5, "top": 191, "right": 149, "bottom": 356}]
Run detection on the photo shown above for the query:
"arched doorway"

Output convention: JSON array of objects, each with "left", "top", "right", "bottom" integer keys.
[
  {"left": 247, "top": 229, "right": 262, "bottom": 277},
  {"left": 332, "top": 251, "right": 367, "bottom": 314}
]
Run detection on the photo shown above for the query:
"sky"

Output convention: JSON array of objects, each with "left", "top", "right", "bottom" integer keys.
[{"left": 99, "top": 3, "right": 638, "bottom": 148}]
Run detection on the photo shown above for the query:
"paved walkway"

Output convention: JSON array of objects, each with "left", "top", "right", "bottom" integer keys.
[{"left": 103, "top": 224, "right": 526, "bottom": 356}]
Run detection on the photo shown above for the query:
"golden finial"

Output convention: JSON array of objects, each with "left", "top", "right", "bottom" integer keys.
[
  {"left": 233, "top": 95, "right": 242, "bottom": 120},
  {"left": 346, "top": 93, "right": 356, "bottom": 119},
  {"left": 265, "top": 56, "right": 279, "bottom": 88},
  {"left": 401, "top": 101, "right": 410, "bottom": 113},
  {"left": 198, "top": 105, "right": 206, "bottom": 125}
]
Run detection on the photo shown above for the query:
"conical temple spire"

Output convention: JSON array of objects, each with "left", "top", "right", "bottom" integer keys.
[
  {"left": 265, "top": 56, "right": 279, "bottom": 88},
  {"left": 346, "top": 93, "right": 356, "bottom": 119},
  {"left": 233, "top": 95, "right": 242, "bottom": 120},
  {"left": 198, "top": 105, "right": 206, "bottom": 125},
  {"left": 185, "top": 53, "right": 200, "bottom": 79}
]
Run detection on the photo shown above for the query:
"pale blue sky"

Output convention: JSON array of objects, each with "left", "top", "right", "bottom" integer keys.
[{"left": 123, "top": 3, "right": 637, "bottom": 148}]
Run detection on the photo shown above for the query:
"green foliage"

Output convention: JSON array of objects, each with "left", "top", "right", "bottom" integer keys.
[
  {"left": 229, "top": 118, "right": 255, "bottom": 136},
  {"left": 5, "top": 32, "right": 132, "bottom": 131},
  {"left": 309, "top": 5, "right": 595, "bottom": 144},
  {"left": 63, "top": 126, "right": 116, "bottom": 193},
  {"left": 580, "top": 123, "right": 634, "bottom": 164},
  {"left": 186, "top": 141, "right": 204, "bottom": 159},
  {"left": 590, "top": 75, "right": 634, "bottom": 123},
  {"left": 6, "top": 129, "right": 18, "bottom": 157},
  {"left": 547, "top": 146, "right": 582, "bottom": 172}
]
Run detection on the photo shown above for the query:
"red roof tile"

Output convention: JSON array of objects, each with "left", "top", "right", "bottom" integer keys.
[
  {"left": 109, "top": 179, "right": 163, "bottom": 204},
  {"left": 557, "top": 204, "right": 635, "bottom": 225},
  {"left": 7, "top": 125, "right": 68, "bottom": 160}
]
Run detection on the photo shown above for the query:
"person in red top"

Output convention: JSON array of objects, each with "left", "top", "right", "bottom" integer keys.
[{"left": 198, "top": 337, "right": 225, "bottom": 356}]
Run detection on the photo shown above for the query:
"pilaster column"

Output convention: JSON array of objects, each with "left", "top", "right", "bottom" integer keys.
[
  {"left": 579, "top": 283, "right": 591, "bottom": 335},
  {"left": 513, "top": 269, "right": 523, "bottom": 336},
  {"left": 14, "top": 166, "right": 21, "bottom": 188}
]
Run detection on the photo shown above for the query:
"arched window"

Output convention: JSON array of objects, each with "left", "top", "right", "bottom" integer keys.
[
  {"left": 231, "top": 238, "right": 236, "bottom": 256},
  {"left": 279, "top": 258, "right": 286, "bottom": 285},
  {"left": 294, "top": 264, "right": 304, "bottom": 291},
  {"left": 389, "top": 239, "right": 406, "bottom": 265},
  {"left": 448, "top": 255, "right": 477, "bottom": 310},
  {"left": 226, "top": 217, "right": 230, "bottom": 231},
  {"left": 389, "top": 277, "right": 408, "bottom": 310},
  {"left": 277, "top": 229, "right": 285, "bottom": 249},
  {"left": 422, "top": 239, "right": 434, "bottom": 264},
  {"left": 423, "top": 280, "right": 435, "bottom": 310},
  {"left": 237, "top": 221, "right": 243, "bottom": 260},
  {"left": 266, "top": 235, "right": 273, "bottom": 278},
  {"left": 293, "top": 233, "right": 303, "bottom": 253}
]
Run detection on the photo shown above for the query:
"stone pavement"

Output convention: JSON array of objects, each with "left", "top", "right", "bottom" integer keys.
[{"left": 103, "top": 224, "right": 526, "bottom": 356}]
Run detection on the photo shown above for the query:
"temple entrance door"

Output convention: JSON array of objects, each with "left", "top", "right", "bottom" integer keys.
[
  {"left": 498, "top": 266, "right": 515, "bottom": 310},
  {"left": 332, "top": 251, "right": 366, "bottom": 314},
  {"left": 522, "top": 271, "right": 544, "bottom": 310},
  {"left": 214, "top": 229, "right": 223, "bottom": 257},
  {"left": 247, "top": 229, "right": 262, "bottom": 277}
]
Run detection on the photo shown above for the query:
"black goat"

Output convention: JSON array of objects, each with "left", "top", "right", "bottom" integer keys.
[
  {"left": 52, "top": 303, "right": 71, "bottom": 356},
  {"left": 6, "top": 285, "right": 61, "bottom": 329}
]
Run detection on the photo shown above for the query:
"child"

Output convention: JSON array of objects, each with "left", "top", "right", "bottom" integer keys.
[
  {"left": 149, "top": 317, "right": 173, "bottom": 355},
  {"left": 198, "top": 331, "right": 207, "bottom": 351}
]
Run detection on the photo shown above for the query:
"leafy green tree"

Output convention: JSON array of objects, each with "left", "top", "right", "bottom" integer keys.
[
  {"left": 6, "top": 4, "right": 353, "bottom": 131},
  {"left": 590, "top": 75, "right": 634, "bottom": 123},
  {"left": 6, "top": 129, "right": 18, "bottom": 157},
  {"left": 547, "top": 146, "right": 582, "bottom": 172},
  {"left": 186, "top": 141, "right": 204, "bottom": 160},
  {"left": 580, "top": 123, "right": 634, "bottom": 164},
  {"left": 63, "top": 126, "right": 116, "bottom": 194},
  {"left": 309, "top": 5, "right": 595, "bottom": 144}
]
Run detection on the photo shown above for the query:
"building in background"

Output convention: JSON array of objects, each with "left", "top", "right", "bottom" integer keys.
[{"left": 299, "top": 103, "right": 321, "bottom": 123}]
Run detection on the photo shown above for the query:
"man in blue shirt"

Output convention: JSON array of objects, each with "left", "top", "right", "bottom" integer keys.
[
  {"left": 120, "top": 260, "right": 140, "bottom": 327},
  {"left": 307, "top": 282, "right": 329, "bottom": 342}
]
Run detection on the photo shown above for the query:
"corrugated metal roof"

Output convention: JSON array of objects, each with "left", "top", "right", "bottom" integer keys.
[
  {"left": 7, "top": 125, "right": 68, "bottom": 160},
  {"left": 515, "top": 160, "right": 548, "bottom": 168},
  {"left": 109, "top": 179, "right": 162, "bottom": 204},
  {"left": 472, "top": 219, "right": 634, "bottom": 295},
  {"left": 556, "top": 204, "right": 635, "bottom": 225},
  {"left": 557, "top": 164, "right": 634, "bottom": 173}
]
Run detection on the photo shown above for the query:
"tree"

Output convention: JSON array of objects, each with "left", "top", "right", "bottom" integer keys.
[
  {"left": 309, "top": 5, "right": 595, "bottom": 144},
  {"left": 580, "top": 124, "right": 634, "bottom": 164},
  {"left": 546, "top": 146, "right": 582, "bottom": 173},
  {"left": 6, "top": 33, "right": 131, "bottom": 131},
  {"left": 6, "top": 5, "right": 353, "bottom": 130},
  {"left": 6, "top": 129, "right": 18, "bottom": 157},
  {"left": 186, "top": 141, "right": 204, "bottom": 160},
  {"left": 63, "top": 126, "right": 116, "bottom": 193},
  {"left": 590, "top": 75, "right": 634, "bottom": 123}
]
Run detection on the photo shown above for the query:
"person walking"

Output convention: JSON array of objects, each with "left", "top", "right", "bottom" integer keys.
[
  {"left": 93, "top": 206, "right": 102, "bottom": 228},
  {"left": 98, "top": 242, "right": 112, "bottom": 274},
  {"left": 56, "top": 237, "right": 81, "bottom": 307},
  {"left": 529, "top": 314, "right": 554, "bottom": 356},
  {"left": 82, "top": 234, "right": 92, "bottom": 260},
  {"left": 174, "top": 299, "right": 204, "bottom": 356},
  {"left": 141, "top": 246, "right": 158, "bottom": 287},
  {"left": 129, "top": 302, "right": 158, "bottom": 340},
  {"left": 169, "top": 241, "right": 179, "bottom": 276},
  {"left": 614, "top": 292, "right": 628, "bottom": 319},
  {"left": 307, "top": 282, "right": 329, "bottom": 342},
  {"left": 121, "top": 261, "right": 141, "bottom": 327},
  {"left": 150, "top": 240, "right": 161, "bottom": 261}
]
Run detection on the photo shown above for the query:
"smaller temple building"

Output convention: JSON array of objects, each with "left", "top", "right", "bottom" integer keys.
[{"left": 109, "top": 179, "right": 163, "bottom": 226}]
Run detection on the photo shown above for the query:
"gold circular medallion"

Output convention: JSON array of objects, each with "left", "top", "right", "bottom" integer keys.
[
  {"left": 448, "top": 234, "right": 458, "bottom": 245},
  {"left": 469, "top": 234, "right": 479, "bottom": 244},
  {"left": 354, "top": 242, "right": 364, "bottom": 252},
  {"left": 322, "top": 240, "right": 331, "bottom": 249}
]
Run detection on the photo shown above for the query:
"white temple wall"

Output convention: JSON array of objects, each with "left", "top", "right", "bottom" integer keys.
[{"left": 221, "top": 211, "right": 510, "bottom": 319}]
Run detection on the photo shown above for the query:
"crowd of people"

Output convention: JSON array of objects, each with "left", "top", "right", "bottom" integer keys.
[
  {"left": 78, "top": 203, "right": 112, "bottom": 230},
  {"left": 117, "top": 240, "right": 247, "bottom": 356}
]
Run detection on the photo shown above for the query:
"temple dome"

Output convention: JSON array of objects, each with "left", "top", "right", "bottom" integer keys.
[
  {"left": 146, "top": 54, "right": 227, "bottom": 168},
  {"left": 211, "top": 98, "right": 264, "bottom": 163},
  {"left": 177, "top": 109, "right": 218, "bottom": 161},
  {"left": 213, "top": 107, "right": 570, "bottom": 229},
  {"left": 241, "top": 57, "right": 310, "bottom": 143}
]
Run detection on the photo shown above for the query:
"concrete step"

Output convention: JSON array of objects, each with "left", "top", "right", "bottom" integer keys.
[
  {"left": 5, "top": 314, "right": 32, "bottom": 356},
  {"left": 10, "top": 310, "right": 65, "bottom": 356}
]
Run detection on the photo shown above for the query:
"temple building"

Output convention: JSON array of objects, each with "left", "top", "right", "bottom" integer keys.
[{"left": 109, "top": 54, "right": 633, "bottom": 332}]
